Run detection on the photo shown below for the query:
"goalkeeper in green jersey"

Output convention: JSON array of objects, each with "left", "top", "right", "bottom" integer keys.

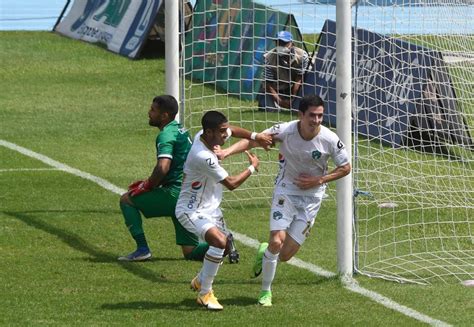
[{"left": 118, "top": 95, "right": 210, "bottom": 262}]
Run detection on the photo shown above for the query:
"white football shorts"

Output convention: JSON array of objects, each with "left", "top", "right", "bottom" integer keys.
[
  {"left": 269, "top": 193, "right": 322, "bottom": 245},
  {"left": 177, "top": 212, "right": 227, "bottom": 240}
]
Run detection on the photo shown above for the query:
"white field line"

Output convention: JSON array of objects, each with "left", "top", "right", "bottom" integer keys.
[
  {"left": 0, "top": 140, "right": 124, "bottom": 195},
  {"left": 0, "top": 168, "right": 60, "bottom": 172},
  {"left": 0, "top": 139, "right": 450, "bottom": 327}
]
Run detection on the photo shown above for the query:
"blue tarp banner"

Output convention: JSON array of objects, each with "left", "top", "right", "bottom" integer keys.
[
  {"left": 301, "top": 19, "right": 471, "bottom": 148},
  {"left": 55, "top": 0, "right": 162, "bottom": 59}
]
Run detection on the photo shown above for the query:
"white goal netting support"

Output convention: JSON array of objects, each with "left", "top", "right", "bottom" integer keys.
[
  {"left": 350, "top": 0, "right": 474, "bottom": 285},
  {"left": 178, "top": 0, "right": 474, "bottom": 284}
]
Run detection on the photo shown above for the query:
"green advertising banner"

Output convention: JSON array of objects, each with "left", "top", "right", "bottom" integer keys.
[{"left": 184, "top": 0, "right": 305, "bottom": 100}]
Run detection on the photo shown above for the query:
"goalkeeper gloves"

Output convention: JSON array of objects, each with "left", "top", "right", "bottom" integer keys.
[
  {"left": 129, "top": 180, "right": 152, "bottom": 197},
  {"left": 128, "top": 180, "right": 144, "bottom": 191}
]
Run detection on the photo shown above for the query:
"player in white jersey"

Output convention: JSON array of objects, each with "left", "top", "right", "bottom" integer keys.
[
  {"left": 175, "top": 110, "right": 268, "bottom": 311},
  {"left": 217, "top": 95, "right": 351, "bottom": 306}
]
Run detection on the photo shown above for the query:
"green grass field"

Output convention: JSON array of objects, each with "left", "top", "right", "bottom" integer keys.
[{"left": 1, "top": 32, "right": 473, "bottom": 326}]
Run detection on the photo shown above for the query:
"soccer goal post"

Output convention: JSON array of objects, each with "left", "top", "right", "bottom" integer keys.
[{"left": 172, "top": 0, "right": 474, "bottom": 284}]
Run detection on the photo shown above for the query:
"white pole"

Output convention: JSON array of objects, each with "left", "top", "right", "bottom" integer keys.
[
  {"left": 336, "top": 0, "right": 353, "bottom": 277},
  {"left": 165, "top": 0, "right": 180, "bottom": 121}
]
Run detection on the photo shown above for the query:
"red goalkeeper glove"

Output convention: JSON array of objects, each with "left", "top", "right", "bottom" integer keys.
[
  {"left": 128, "top": 180, "right": 144, "bottom": 191},
  {"left": 129, "top": 180, "right": 152, "bottom": 197}
]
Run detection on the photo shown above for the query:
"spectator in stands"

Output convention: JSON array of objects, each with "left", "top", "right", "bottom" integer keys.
[{"left": 259, "top": 30, "right": 309, "bottom": 111}]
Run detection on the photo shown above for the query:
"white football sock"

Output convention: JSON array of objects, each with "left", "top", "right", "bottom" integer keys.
[
  {"left": 199, "top": 246, "right": 224, "bottom": 295},
  {"left": 261, "top": 248, "right": 279, "bottom": 291}
]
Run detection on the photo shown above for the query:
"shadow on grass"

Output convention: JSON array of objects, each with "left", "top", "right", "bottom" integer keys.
[
  {"left": 139, "top": 40, "right": 165, "bottom": 59},
  {"left": 101, "top": 296, "right": 257, "bottom": 311},
  {"left": 223, "top": 276, "right": 335, "bottom": 288},
  {"left": 81, "top": 256, "right": 184, "bottom": 263},
  {"left": 101, "top": 299, "right": 200, "bottom": 311},
  {"left": 3, "top": 211, "right": 172, "bottom": 284},
  {"left": 220, "top": 296, "right": 260, "bottom": 307}
]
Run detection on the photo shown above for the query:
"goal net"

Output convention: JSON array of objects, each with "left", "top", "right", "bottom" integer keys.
[
  {"left": 180, "top": 0, "right": 473, "bottom": 284},
  {"left": 350, "top": 0, "right": 473, "bottom": 285}
]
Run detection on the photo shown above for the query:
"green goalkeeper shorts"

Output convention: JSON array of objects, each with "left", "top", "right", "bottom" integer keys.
[{"left": 130, "top": 186, "right": 199, "bottom": 247}]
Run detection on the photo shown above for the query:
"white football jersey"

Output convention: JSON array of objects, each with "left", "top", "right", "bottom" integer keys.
[
  {"left": 175, "top": 130, "right": 229, "bottom": 218},
  {"left": 264, "top": 121, "right": 349, "bottom": 196}
]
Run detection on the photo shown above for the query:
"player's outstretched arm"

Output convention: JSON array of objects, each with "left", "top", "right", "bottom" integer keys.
[
  {"left": 215, "top": 139, "right": 255, "bottom": 160},
  {"left": 220, "top": 151, "right": 259, "bottom": 191},
  {"left": 229, "top": 125, "right": 273, "bottom": 150},
  {"left": 215, "top": 132, "right": 277, "bottom": 160}
]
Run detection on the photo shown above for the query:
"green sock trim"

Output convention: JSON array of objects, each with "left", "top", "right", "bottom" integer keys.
[{"left": 185, "top": 242, "right": 209, "bottom": 261}]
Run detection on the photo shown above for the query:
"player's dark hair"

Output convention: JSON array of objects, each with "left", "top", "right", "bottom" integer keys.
[
  {"left": 152, "top": 95, "right": 178, "bottom": 119},
  {"left": 201, "top": 111, "right": 228, "bottom": 131},
  {"left": 299, "top": 95, "right": 324, "bottom": 113}
]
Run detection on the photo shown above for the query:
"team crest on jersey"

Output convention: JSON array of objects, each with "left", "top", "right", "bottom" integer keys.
[
  {"left": 312, "top": 150, "right": 321, "bottom": 159},
  {"left": 191, "top": 181, "right": 202, "bottom": 190},
  {"left": 271, "top": 124, "right": 280, "bottom": 133},
  {"left": 273, "top": 211, "right": 283, "bottom": 220}
]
